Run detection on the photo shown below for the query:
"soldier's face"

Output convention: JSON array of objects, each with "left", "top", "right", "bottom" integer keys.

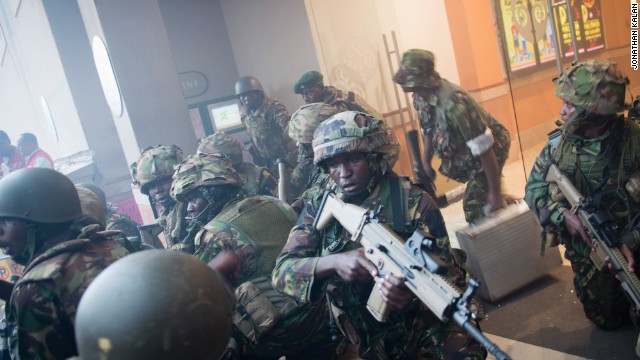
[
  {"left": 560, "top": 101, "right": 577, "bottom": 122},
  {"left": 238, "top": 91, "right": 263, "bottom": 111},
  {"left": 302, "top": 85, "right": 323, "bottom": 104},
  {"left": 326, "top": 152, "right": 371, "bottom": 198},
  {"left": 148, "top": 178, "right": 174, "bottom": 207},
  {"left": 0, "top": 218, "right": 27, "bottom": 258},
  {"left": 184, "top": 191, "right": 208, "bottom": 219}
]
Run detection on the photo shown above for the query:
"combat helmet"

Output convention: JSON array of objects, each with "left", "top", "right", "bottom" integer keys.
[
  {"left": 289, "top": 103, "right": 339, "bottom": 145},
  {"left": 0, "top": 168, "right": 82, "bottom": 224},
  {"left": 393, "top": 49, "right": 440, "bottom": 89},
  {"left": 170, "top": 153, "right": 242, "bottom": 203},
  {"left": 235, "top": 76, "right": 264, "bottom": 96},
  {"left": 554, "top": 60, "right": 629, "bottom": 115},
  {"left": 75, "top": 250, "right": 235, "bottom": 360},
  {"left": 197, "top": 132, "right": 243, "bottom": 164},
  {"left": 131, "top": 145, "right": 184, "bottom": 195},
  {"left": 76, "top": 186, "right": 107, "bottom": 229},
  {"left": 312, "top": 111, "right": 400, "bottom": 169}
]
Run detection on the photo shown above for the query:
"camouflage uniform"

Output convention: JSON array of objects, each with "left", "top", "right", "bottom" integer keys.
[
  {"left": 6, "top": 225, "right": 128, "bottom": 359},
  {"left": 288, "top": 103, "right": 339, "bottom": 203},
  {"left": 239, "top": 96, "right": 297, "bottom": 174},
  {"left": 0, "top": 168, "right": 129, "bottom": 359},
  {"left": 170, "top": 153, "right": 335, "bottom": 359},
  {"left": 272, "top": 112, "right": 487, "bottom": 359},
  {"left": 105, "top": 207, "right": 140, "bottom": 238},
  {"left": 393, "top": 49, "right": 511, "bottom": 223},
  {"left": 131, "top": 145, "right": 187, "bottom": 248},
  {"left": 525, "top": 60, "right": 640, "bottom": 329},
  {"left": 293, "top": 70, "right": 383, "bottom": 119},
  {"left": 198, "top": 132, "right": 277, "bottom": 197}
]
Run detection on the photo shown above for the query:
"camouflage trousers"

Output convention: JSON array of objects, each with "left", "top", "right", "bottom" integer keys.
[
  {"left": 360, "top": 313, "right": 487, "bottom": 360},
  {"left": 567, "top": 246, "right": 639, "bottom": 330},
  {"left": 230, "top": 301, "right": 337, "bottom": 360},
  {"left": 462, "top": 150, "right": 509, "bottom": 224}
]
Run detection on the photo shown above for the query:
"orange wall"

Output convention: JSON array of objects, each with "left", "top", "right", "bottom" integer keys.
[{"left": 441, "top": 0, "right": 640, "bottom": 144}]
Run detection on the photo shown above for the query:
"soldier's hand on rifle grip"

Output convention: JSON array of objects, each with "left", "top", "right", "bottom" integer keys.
[
  {"left": 562, "top": 209, "right": 592, "bottom": 249},
  {"left": 332, "top": 248, "right": 377, "bottom": 283},
  {"left": 374, "top": 273, "right": 415, "bottom": 311}
]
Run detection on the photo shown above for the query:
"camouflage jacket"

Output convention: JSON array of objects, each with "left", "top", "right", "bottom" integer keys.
[
  {"left": 192, "top": 196, "right": 334, "bottom": 358},
  {"left": 236, "top": 162, "right": 277, "bottom": 198},
  {"left": 272, "top": 174, "right": 467, "bottom": 354},
  {"left": 322, "top": 86, "right": 382, "bottom": 119},
  {"left": 413, "top": 79, "right": 510, "bottom": 183},
  {"left": 105, "top": 207, "right": 140, "bottom": 238},
  {"left": 525, "top": 118, "right": 640, "bottom": 262},
  {"left": 193, "top": 195, "right": 297, "bottom": 285},
  {"left": 5, "top": 224, "right": 128, "bottom": 359},
  {"left": 240, "top": 96, "right": 297, "bottom": 171}
]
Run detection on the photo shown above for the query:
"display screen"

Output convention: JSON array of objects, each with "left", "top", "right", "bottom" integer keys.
[{"left": 208, "top": 101, "right": 243, "bottom": 131}]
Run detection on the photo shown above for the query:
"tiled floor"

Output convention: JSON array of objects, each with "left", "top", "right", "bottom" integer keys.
[{"left": 440, "top": 146, "right": 583, "bottom": 360}]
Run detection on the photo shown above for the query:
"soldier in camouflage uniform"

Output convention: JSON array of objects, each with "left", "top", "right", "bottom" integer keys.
[
  {"left": 170, "top": 153, "right": 335, "bottom": 359},
  {"left": 525, "top": 60, "right": 640, "bottom": 333},
  {"left": 393, "top": 49, "right": 511, "bottom": 223},
  {"left": 293, "top": 70, "right": 383, "bottom": 119},
  {"left": 75, "top": 250, "right": 236, "bottom": 360},
  {"left": 0, "top": 168, "right": 128, "bottom": 359},
  {"left": 288, "top": 102, "right": 339, "bottom": 211},
  {"left": 272, "top": 111, "right": 487, "bottom": 359},
  {"left": 131, "top": 145, "right": 186, "bottom": 248},
  {"left": 197, "top": 132, "right": 277, "bottom": 198},
  {"left": 235, "top": 76, "right": 298, "bottom": 175},
  {"left": 76, "top": 182, "right": 141, "bottom": 238}
]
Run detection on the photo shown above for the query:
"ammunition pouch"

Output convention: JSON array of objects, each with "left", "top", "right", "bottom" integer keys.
[{"left": 232, "top": 276, "right": 299, "bottom": 343}]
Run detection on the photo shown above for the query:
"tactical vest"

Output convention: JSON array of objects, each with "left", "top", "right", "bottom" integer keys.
[
  {"left": 551, "top": 118, "right": 640, "bottom": 226},
  {"left": 205, "top": 196, "right": 295, "bottom": 279},
  {"left": 205, "top": 196, "right": 298, "bottom": 344}
]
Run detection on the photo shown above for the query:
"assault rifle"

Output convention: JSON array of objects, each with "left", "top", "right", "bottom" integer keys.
[
  {"left": 313, "top": 190, "right": 511, "bottom": 360},
  {"left": 137, "top": 223, "right": 165, "bottom": 249},
  {"left": 543, "top": 160, "right": 640, "bottom": 310}
]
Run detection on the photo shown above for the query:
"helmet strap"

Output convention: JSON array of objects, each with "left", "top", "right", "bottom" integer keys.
[{"left": 13, "top": 223, "right": 39, "bottom": 266}]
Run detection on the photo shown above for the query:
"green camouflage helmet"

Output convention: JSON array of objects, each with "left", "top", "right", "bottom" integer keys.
[
  {"left": 75, "top": 250, "right": 235, "bottom": 360},
  {"left": 312, "top": 111, "right": 400, "bottom": 167},
  {"left": 131, "top": 145, "right": 184, "bottom": 195},
  {"left": 289, "top": 103, "right": 340, "bottom": 145},
  {"left": 554, "top": 60, "right": 629, "bottom": 115},
  {"left": 170, "top": 153, "right": 242, "bottom": 203},
  {"left": 76, "top": 186, "right": 107, "bottom": 229},
  {"left": 393, "top": 49, "right": 440, "bottom": 89},
  {"left": 197, "top": 132, "right": 243, "bottom": 164},
  {"left": 0, "top": 168, "right": 82, "bottom": 223}
]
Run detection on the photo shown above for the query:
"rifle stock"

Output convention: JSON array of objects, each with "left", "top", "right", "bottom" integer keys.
[
  {"left": 544, "top": 160, "right": 640, "bottom": 309},
  {"left": 313, "top": 190, "right": 511, "bottom": 360}
]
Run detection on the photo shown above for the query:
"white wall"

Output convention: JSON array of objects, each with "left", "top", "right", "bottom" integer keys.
[
  {"left": 220, "top": 0, "right": 320, "bottom": 113},
  {"left": 303, "top": 0, "right": 459, "bottom": 115},
  {"left": 0, "top": 1, "right": 88, "bottom": 159}
]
